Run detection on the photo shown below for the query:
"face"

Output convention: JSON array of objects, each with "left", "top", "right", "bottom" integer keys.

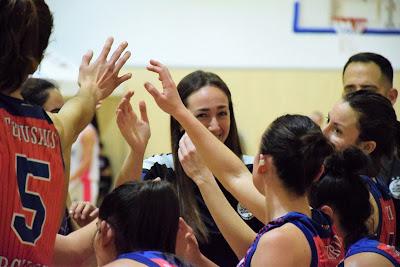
[
  {"left": 186, "top": 85, "right": 230, "bottom": 143},
  {"left": 343, "top": 62, "right": 390, "bottom": 97},
  {"left": 323, "top": 101, "right": 360, "bottom": 151},
  {"left": 42, "top": 88, "right": 64, "bottom": 113}
]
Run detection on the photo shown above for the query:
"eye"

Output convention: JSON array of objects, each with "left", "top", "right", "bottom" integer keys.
[
  {"left": 195, "top": 113, "right": 208, "bottom": 119},
  {"left": 333, "top": 127, "right": 342, "bottom": 135},
  {"left": 218, "top": 111, "right": 228, "bottom": 117},
  {"left": 326, "top": 116, "right": 330, "bottom": 123},
  {"left": 344, "top": 86, "right": 356, "bottom": 94}
]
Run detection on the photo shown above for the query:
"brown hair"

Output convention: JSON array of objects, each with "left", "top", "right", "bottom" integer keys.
[{"left": 0, "top": 0, "right": 53, "bottom": 93}]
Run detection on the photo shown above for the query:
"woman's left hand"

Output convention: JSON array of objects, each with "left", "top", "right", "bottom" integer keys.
[{"left": 178, "top": 133, "right": 214, "bottom": 186}]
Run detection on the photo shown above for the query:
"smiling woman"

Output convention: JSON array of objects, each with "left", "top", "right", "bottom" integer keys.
[
  {"left": 323, "top": 90, "right": 399, "bottom": 247},
  {"left": 115, "top": 70, "right": 263, "bottom": 266}
]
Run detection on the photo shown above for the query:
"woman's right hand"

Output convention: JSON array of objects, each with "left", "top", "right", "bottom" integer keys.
[
  {"left": 116, "top": 91, "right": 150, "bottom": 152},
  {"left": 144, "top": 60, "right": 186, "bottom": 117}
]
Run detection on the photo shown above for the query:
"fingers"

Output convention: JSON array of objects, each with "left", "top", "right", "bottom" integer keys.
[
  {"left": 81, "top": 203, "right": 93, "bottom": 220},
  {"left": 138, "top": 101, "right": 149, "bottom": 123},
  {"left": 114, "top": 50, "right": 131, "bottom": 74},
  {"left": 115, "top": 72, "right": 133, "bottom": 87},
  {"left": 81, "top": 50, "right": 93, "bottom": 67},
  {"left": 182, "top": 133, "right": 196, "bottom": 151},
  {"left": 69, "top": 201, "right": 85, "bottom": 220},
  {"left": 97, "top": 37, "right": 114, "bottom": 62},
  {"left": 90, "top": 207, "right": 99, "bottom": 217},
  {"left": 147, "top": 60, "right": 174, "bottom": 87},
  {"left": 144, "top": 82, "right": 161, "bottom": 100},
  {"left": 109, "top": 41, "right": 128, "bottom": 66}
]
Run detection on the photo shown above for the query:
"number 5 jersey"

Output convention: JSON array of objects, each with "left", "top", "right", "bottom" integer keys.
[{"left": 0, "top": 94, "right": 65, "bottom": 266}]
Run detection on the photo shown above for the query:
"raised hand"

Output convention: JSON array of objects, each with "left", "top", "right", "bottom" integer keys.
[
  {"left": 78, "top": 37, "right": 132, "bottom": 102},
  {"left": 116, "top": 91, "right": 150, "bottom": 152},
  {"left": 178, "top": 133, "right": 214, "bottom": 186},
  {"left": 144, "top": 60, "right": 185, "bottom": 116},
  {"left": 69, "top": 201, "right": 99, "bottom": 228}
]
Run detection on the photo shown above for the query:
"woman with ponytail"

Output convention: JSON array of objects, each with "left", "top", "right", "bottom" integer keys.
[
  {"left": 323, "top": 90, "right": 399, "bottom": 247},
  {"left": 310, "top": 147, "right": 400, "bottom": 266},
  {"left": 0, "top": 0, "right": 131, "bottom": 264},
  {"left": 143, "top": 60, "right": 343, "bottom": 266}
]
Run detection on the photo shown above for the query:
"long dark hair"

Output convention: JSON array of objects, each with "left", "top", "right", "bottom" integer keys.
[
  {"left": 344, "top": 90, "right": 399, "bottom": 176},
  {"left": 309, "top": 147, "right": 372, "bottom": 249},
  {"left": 170, "top": 70, "right": 243, "bottom": 242},
  {"left": 99, "top": 181, "right": 180, "bottom": 254},
  {"left": 0, "top": 0, "right": 53, "bottom": 93},
  {"left": 260, "top": 114, "right": 334, "bottom": 196}
]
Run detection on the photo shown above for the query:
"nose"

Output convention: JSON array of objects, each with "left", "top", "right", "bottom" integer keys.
[{"left": 207, "top": 117, "right": 221, "bottom": 133}]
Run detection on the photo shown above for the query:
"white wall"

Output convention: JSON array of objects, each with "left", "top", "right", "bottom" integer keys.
[{"left": 46, "top": 0, "right": 399, "bottom": 69}]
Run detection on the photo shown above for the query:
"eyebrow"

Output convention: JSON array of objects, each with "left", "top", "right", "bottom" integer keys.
[{"left": 195, "top": 105, "right": 228, "bottom": 112}]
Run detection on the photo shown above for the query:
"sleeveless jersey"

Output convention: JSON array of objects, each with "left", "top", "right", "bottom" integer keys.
[
  {"left": 361, "top": 175, "right": 397, "bottom": 246},
  {"left": 117, "top": 251, "right": 186, "bottom": 267},
  {"left": 337, "top": 237, "right": 400, "bottom": 266},
  {"left": 0, "top": 94, "right": 65, "bottom": 266},
  {"left": 237, "top": 210, "right": 344, "bottom": 267}
]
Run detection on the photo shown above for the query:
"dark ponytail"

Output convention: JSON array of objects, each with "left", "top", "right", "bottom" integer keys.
[
  {"left": 309, "top": 147, "right": 372, "bottom": 249},
  {"left": 260, "top": 114, "right": 334, "bottom": 196}
]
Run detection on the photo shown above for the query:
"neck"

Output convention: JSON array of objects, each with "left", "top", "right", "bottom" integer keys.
[{"left": 263, "top": 174, "right": 311, "bottom": 224}]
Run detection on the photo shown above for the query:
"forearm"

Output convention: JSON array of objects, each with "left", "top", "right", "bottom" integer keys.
[
  {"left": 51, "top": 91, "right": 96, "bottom": 153},
  {"left": 115, "top": 148, "right": 145, "bottom": 187},
  {"left": 53, "top": 219, "right": 97, "bottom": 266},
  {"left": 175, "top": 109, "right": 250, "bottom": 187},
  {"left": 196, "top": 178, "right": 256, "bottom": 259}
]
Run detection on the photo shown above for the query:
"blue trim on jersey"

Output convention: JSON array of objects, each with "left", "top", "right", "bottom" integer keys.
[
  {"left": 361, "top": 175, "right": 392, "bottom": 241},
  {"left": 239, "top": 211, "right": 328, "bottom": 267},
  {"left": 118, "top": 251, "right": 183, "bottom": 267},
  {"left": 0, "top": 93, "right": 53, "bottom": 122},
  {"left": 346, "top": 237, "right": 400, "bottom": 266}
]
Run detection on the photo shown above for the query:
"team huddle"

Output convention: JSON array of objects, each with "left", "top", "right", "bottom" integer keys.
[{"left": 1, "top": 1, "right": 400, "bottom": 266}]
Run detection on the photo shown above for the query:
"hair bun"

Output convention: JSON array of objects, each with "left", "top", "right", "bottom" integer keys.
[{"left": 325, "top": 147, "right": 370, "bottom": 178}]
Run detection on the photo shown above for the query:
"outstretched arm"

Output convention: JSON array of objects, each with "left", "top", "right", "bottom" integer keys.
[
  {"left": 50, "top": 37, "right": 131, "bottom": 154},
  {"left": 115, "top": 91, "right": 150, "bottom": 187},
  {"left": 178, "top": 134, "right": 256, "bottom": 258},
  {"left": 144, "top": 60, "right": 266, "bottom": 222}
]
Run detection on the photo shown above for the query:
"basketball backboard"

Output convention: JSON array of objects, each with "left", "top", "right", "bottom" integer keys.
[{"left": 293, "top": 0, "right": 400, "bottom": 34}]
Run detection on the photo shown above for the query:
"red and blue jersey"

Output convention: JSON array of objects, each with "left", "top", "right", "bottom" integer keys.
[
  {"left": 117, "top": 251, "right": 187, "bottom": 267},
  {"left": 338, "top": 237, "right": 400, "bottom": 266},
  {"left": 237, "top": 210, "right": 344, "bottom": 267},
  {"left": 361, "top": 175, "right": 397, "bottom": 246},
  {"left": 0, "top": 94, "right": 65, "bottom": 266}
]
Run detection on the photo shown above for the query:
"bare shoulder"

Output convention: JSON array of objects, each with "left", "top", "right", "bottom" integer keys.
[
  {"left": 251, "top": 223, "right": 311, "bottom": 267},
  {"left": 345, "top": 252, "right": 395, "bottom": 267},
  {"left": 103, "top": 258, "right": 147, "bottom": 267}
]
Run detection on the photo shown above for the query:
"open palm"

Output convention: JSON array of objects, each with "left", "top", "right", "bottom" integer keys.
[{"left": 116, "top": 91, "right": 150, "bottom": 152}]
